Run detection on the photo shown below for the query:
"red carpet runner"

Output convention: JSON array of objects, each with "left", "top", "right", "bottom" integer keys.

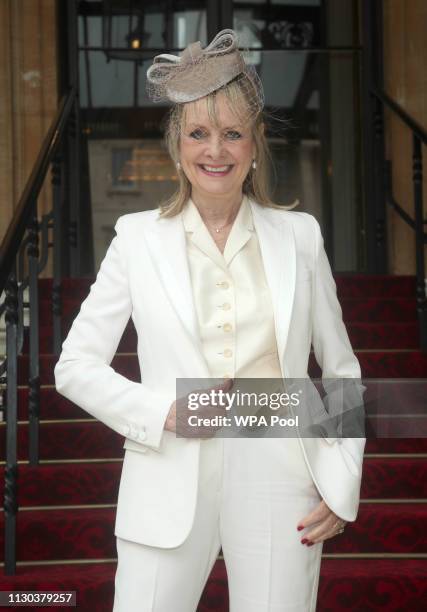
[{"left": 0, "top": 275, "right": 426, "bottom": 610}]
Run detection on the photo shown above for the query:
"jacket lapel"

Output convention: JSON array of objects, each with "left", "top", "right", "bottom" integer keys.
[
  {"left": 143, "top": 211, "right": 202, "bottom": 350},
  {"left": 249, "top": 200, "right": 296, "bottom": 377}
]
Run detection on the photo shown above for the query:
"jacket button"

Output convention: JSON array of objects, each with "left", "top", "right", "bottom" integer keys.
[
  {"left": 138, "top": 428, "right": 147, "bottom": 441},
  {"left": 216, "top": 281, "right": 230, "bottom": 289}
]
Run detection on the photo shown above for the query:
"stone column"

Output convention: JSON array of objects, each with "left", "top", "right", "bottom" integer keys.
[
  {"left": 0, "top": 0, "right": 57, "bottom": 276},
  {"left": 383, "top": 0, "right": 427, "bottom": 274}
]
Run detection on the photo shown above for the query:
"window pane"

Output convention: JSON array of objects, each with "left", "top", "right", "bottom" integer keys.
[
  {"left": 78, "top": 16, "right": 103, "bottom": 47},
  {"left": 233, "top": 0, "right": 358, "bottom": 48},
  {"left": 173, "top": 10, "right": 207, "bottom": 47},
  {"left": 234, "top": 4, "right": 321, "bottom": 48},
  {"left": 111, "top": 147, "right": 134, "bottom": 188},
  {"left": 79, "top": 51, "right": 134, "bottom": 107}
]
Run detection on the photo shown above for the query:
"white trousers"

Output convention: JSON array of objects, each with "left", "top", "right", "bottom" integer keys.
[{"left": 113, "top": 436, "right": 323, "bottom": 612}]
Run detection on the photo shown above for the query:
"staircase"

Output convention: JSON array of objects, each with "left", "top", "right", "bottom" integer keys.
[{"left": 1, "top": 274, "right": 426, "bottom": 611}]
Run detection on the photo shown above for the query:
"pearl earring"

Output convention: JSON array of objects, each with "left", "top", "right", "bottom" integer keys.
[
  {"left": 176, "top": 161, "right": 181, "bottom": 171},
  {"left": 252, "top": 159, "right": 257, "bottom": 170}
]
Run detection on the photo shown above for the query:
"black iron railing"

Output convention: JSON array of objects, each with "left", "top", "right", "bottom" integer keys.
[
  {"left": 371, "top": 88, "right": 427, "bottom": 351},
  {"left": 0, "top": 87, "right": 77, "bottom": 574}
]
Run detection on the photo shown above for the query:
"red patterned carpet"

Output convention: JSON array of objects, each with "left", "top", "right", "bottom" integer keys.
[{"left": 0, "top": 275, "right": 426, "bottom": 610}]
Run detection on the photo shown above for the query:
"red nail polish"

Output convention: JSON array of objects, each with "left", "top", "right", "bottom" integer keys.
[
  {"left": 307, "top": 542, "right": 314, "bottom": 546},
  {"left": 301, "top": 538, "right": 308, "bottom": 544},
  {"left": 297, "top": 525, "right": 304, "bottom": 531}
]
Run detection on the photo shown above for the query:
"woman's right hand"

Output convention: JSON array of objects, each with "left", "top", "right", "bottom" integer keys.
[{"left": 164, "top": 378, "right": 234, "bottom": 438}]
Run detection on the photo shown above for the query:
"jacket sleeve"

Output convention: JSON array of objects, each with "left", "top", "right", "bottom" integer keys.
[
  {"left": 309, "top": 214, "right": 366, "bottom": 466},
  {"left": 311, "top": 215, "right": 361, "bottom": 380},
  {"left": 53, "top": 216, "right": 173, "bottom": 451}
]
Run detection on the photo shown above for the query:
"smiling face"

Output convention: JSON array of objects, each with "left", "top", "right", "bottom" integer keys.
[{"left": 179, "top": 91, "right": 256, "bottom": 203}]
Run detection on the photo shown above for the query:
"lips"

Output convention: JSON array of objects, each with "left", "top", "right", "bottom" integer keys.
[{"left": 198, "top": 164, "right": 233, "bottom": 177}]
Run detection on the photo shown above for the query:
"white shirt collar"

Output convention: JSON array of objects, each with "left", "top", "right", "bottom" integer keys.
[{"left": 181, "top": 194, "right": 254, "bottom": 267}]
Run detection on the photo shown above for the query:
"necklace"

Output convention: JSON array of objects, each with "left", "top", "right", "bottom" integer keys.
[
  {"left": 197, "top": 201, "right": 240, "bottom": 234},
  {"left": 205, "top": 211, "right": 239, "bottom": 234},
  {"left": 207, "top": 221, "right": 232, "bottom": 234}
]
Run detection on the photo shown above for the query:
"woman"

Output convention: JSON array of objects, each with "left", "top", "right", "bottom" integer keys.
[{"left": 54, "top": 29, "right": 365, "bottom": 611}]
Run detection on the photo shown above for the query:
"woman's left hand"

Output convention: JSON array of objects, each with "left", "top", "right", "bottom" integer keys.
[{"left": 297, "top": 500, "right": 347, "bottom": 545}]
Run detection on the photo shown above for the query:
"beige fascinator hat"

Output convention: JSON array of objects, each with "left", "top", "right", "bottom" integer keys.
[{"left": 146, "top": 28, "right": 264, "bottom": 118}]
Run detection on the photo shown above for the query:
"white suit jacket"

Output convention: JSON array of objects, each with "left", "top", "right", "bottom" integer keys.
[{"left": 54, "top": 197, "right": 366, "bottom": 548}]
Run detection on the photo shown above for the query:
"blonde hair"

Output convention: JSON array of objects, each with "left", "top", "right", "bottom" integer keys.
[{"left": 158, "top": 76, "right": 297, "bottom": 217}]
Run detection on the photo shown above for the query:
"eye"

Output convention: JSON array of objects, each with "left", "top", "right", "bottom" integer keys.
[
  {"left": 189, "top": 128, "right": 206, "bottom": 140},
  {"left": 225, "top": 130, "right": 242, "bottom": 140}
]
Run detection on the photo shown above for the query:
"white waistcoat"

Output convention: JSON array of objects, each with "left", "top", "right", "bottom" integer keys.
[{"left": 182, "top": 195, "right": 283, "bottom": 380}]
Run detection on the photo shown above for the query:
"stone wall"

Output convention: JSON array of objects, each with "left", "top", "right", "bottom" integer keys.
[{"left": 0, "top": 0, "right": 57, "bottom": 276}]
